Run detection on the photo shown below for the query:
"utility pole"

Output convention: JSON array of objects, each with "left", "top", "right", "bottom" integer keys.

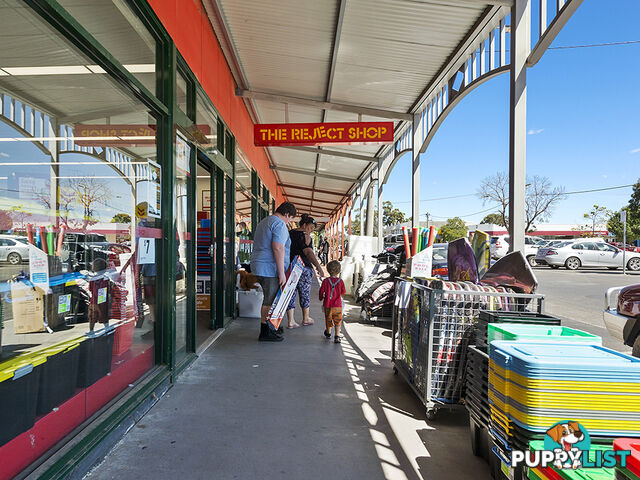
[{"left": 622, "top": 209, "right": 627, "bottom": 275}]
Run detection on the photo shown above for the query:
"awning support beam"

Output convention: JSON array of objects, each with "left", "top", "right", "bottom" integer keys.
[
  {"left": 236, "top": 89, "right": 412, "bottom": 122},
  {"left": 282, "top": 146, "right": 378, "bottom": 163},
  {"left": 270, "top": 165, "right": 359, "bottom": 182}
]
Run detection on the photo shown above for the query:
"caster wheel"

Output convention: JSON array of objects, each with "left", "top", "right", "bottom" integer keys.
[{"left": 426, "top": 409, "right": 436, "bottom": 421}]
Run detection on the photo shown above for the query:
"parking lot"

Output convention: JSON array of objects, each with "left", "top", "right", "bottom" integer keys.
[{"left": 533, "top": 266, "right": 640, "bottom": 352}]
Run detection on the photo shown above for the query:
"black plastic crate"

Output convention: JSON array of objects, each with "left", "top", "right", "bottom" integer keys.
[
  {"left": 0, "top": 363, "right": 42, "bottom": 447},
  {"left": 36, "top": 344, "right": 81, "bottom": 415},
  {"left": 77, "top": 327, "right": 115, "bottom": 388}
]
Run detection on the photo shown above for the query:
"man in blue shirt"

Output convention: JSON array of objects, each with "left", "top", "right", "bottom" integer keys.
[{"left": 251, "top": 202, "right": 296, "bottom": 341}]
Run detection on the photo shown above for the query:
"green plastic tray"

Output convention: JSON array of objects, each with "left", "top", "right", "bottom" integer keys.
[{"left": 488, "top": 324, "right": 601, "bottom": 345}]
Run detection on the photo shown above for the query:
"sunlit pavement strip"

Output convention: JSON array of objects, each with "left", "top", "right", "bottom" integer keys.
[{"left": 341, "top": 324, "right": 428, "bottom": 480}]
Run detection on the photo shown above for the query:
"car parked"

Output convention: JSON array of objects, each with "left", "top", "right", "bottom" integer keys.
[
  {"left": 536, "top": 240, "right": 640, "bottom": 270},
  {"left": 64, "top": 233, "right": 131, "bottom": 271},
  {"left": 490, "top": 235, "right": 543, "bottom": 266},
  {"left": 0, "top": 234, "right": 30, "bottom": 264},
  {"left": 603, "top": 284, "right": 640, "bottom": 357}
]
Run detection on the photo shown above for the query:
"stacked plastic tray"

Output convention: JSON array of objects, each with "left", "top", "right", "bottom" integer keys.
[
  {"left": 489, "top": 342, "right": 640, "bottom": 437},
  {"left": 489, "top": 341, "right": 640, "bottom": 480},
  {"left": 476, "top": 310, "right": 561, "bottom": 349},
  {"left": 466, "top": 310, "right": 562, "bottom": 466},
  {"left": 614, "top": 438, "right": 640, "bottom": 480}
]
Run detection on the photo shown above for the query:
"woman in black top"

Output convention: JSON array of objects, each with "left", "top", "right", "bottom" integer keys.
[{"left": 285, "top": 214, "right": 324, "bottom": 328}]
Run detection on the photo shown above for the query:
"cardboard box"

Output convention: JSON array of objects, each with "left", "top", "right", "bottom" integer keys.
[{"left": 11, "top": 282, "right": 46, "bottom": 333}]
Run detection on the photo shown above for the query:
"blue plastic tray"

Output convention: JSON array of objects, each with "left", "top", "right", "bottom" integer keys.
[{"left": 490, "top": 342, "right": 640, "bottom": 380}]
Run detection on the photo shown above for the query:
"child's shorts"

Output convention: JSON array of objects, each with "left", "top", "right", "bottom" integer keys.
[{"left": 324, "top": 307, "right": 343, "bottom": 328}]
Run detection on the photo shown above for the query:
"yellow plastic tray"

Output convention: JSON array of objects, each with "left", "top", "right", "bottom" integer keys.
[
  {"left": 489, "top": 361, "right": 640, "bottom": 393},
  {"left": 506, "top": 407, "right": 640, "bottom": 433}
]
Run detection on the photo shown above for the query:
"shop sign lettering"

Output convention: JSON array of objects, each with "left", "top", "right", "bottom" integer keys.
[{"left": 254, "top": 122, "right": 394, "bottom": 147}]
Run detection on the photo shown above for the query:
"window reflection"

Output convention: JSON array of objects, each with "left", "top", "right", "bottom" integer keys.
[{"left": 0, "top": 0, "right": 160, "bottom": 456}]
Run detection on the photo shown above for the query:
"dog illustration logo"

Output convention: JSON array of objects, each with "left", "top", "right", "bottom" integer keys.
[{"left": 544, "top": 421, "right": 590, "bottom": 469}]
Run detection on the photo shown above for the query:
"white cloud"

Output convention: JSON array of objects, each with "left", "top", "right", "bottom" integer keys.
[
  {"left": 630, "top": 147, "right": 640, "bottom": 154},
  {"left": 527, "top": 128, "right": 544, "bottom": 135},
  {"left": 0, "top": 152, "right": 8, "bottom": 158}
]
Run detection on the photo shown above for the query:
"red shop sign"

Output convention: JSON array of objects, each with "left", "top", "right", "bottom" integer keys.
[{"left": 254, "top": 121, "right": 394, "bottom": 147}]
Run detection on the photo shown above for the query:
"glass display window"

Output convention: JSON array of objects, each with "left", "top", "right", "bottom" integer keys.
[{"left": 0, "top": 1, "right": 161, "bottom": 467}]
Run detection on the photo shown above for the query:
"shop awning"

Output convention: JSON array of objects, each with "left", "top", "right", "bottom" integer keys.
[
  {"left": 206, "top": 0, "right": 582, "bottom": 237},
  {"left": 207, "top": 0, "right": 509, "bottom": 220}
]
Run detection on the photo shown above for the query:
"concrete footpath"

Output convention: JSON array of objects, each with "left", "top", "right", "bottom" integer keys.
[{"left": 85, "top": 290, "right": 490, "bottom": 480}]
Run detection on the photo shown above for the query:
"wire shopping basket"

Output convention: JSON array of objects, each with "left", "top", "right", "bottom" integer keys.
[{"left": 391, "top": 278, "right": 544, "bottom": 419}]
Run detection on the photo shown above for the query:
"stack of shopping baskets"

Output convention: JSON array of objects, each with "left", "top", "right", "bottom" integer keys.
[
  {"left": 490, "top": 341, "right": 640, "bottom": 480},
  {"left": 392, "top": 278, "right": 544, "bottom": 419}
]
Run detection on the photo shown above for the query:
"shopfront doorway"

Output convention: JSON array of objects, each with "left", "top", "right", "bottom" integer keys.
[{"left": 196, "top": 159, "right": 215, "bottom": 349}]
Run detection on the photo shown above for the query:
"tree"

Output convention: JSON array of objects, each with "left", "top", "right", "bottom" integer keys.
[
  {"left": 438, "top": 217, "right": 468, "bottom": 242},
  {"left": 8, "top": 204, "right": 32, "bottom": 231},
  {"left": 382, "top": 201, "right": 406, "bottom": 227},
  {"left": 480, "top": 213, "right": 505, "bottom": 226},
  {"left": 0, "top": 209, "right": 13, "bottom": 232},
  {"left": 63, "top": 177, "right": 113, "bottom": 231},
  {"left": 583, "top": 205, "right": 611, "bottom": 235},
  {"left": 111, "top": 213, "right": 131, "bottom": 224},
  {"left": 349, "top": 210, "right": 379, "bottom": 236},
  {"left": 477, "top": 172, "right": 565, "bottom": 232},
  {"left": 607, "top": 179, "right": 640, "bottom": 242}
]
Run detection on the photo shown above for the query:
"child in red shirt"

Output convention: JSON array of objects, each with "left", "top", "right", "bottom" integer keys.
[{"left": 319, "top": 260, "right": 346, "bottom": 343}]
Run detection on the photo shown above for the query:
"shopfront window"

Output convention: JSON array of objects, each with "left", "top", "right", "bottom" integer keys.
[
  {"left": 0, "top": 2, "right": 160, "bottom": 471},
  {"left": 195, "top": 92, "right": 219, "bottom": 155},
  {"left": 57, "top": 0, "right": 158, "bottom": 95},
  {"left": 235, "top": 147, "right": 252, "bottom": 266},
  {"left": 174, "top": 132, "right": 191, "bottom": 362}
]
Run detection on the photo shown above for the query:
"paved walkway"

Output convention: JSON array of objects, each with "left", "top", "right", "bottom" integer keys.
[{"left": 85, "top": 287, "right": 491, "bottom": 480}]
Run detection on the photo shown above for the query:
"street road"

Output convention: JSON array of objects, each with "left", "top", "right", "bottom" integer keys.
[{"left": 533, "top": 266, "right": 640, "bottom": 352}]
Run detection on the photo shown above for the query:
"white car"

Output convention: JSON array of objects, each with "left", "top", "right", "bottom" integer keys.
[
  {"left": 0, "top": 235, "right": 30, "bottom": 265},
  {"left": 536, "top": 240, "right": 640, "bottom": 270},
  {"left": 489, "top": 235, "right": 543, "bottom": 266}
]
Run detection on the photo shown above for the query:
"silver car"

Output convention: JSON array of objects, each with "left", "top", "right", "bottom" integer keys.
[
  {"left": 536, "top": 240, "right": 640, "bottom": 271},
  {"left": 0, "top": 235, "right": 30, "bottom": 265}
]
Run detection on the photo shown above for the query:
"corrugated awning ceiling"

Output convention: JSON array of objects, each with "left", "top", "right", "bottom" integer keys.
[{"left": 211, "top": 0, "right": 502, "bottom": 220}]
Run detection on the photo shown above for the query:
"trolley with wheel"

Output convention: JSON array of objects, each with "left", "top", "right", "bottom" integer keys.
[{"left": 391, "top": 278, "right": 544, "bottom": 420}]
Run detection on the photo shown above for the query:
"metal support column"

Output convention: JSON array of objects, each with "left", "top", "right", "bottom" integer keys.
[
  {"left": 365, "top": 184, "right": 374, "bottom": 237},
  {"left": 359, "top": 191, "right": 365, "bottom": 235},
  {"left": 411, "top": 115, "right": 420, "bottom": 229},
  {"left": 340, "top": 209, "right": 345, "bottom": 260},
  {"left": 377, "top": 173, "right": 383, "bottom": 252},
  {"left": 508, "top": 0, "right": 530, "bottom": 253}
]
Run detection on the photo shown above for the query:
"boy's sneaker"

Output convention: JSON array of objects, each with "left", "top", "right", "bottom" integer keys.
[
  {"left": 323, "top": 329, "right": 331, "bottom": 339},
  {"left": 334, "top": 335, "right": 342, "bottom": 344}
]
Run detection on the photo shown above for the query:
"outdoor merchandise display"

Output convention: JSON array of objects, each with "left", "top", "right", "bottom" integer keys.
[
  {"left": 447, "top": 237, "right": 479, "bottom": 283},
  {"left": 266, "top": 256, "right": 305, "bottom": 331},
  {"left": 392, "top": 277, "right": 544, "bottom": 419},
  {"left": 465, "top": 311, "right": 563, "bottom": 462},
  {"left": 472, "top": 231, "right": 491, "bottom": 279}
]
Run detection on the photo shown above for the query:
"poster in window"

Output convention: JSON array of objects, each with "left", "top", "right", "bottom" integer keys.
[
  {"left": 146, "top": 160, "right": 161, "bottom": 218},
  {"left": 176, "top": 132, "right": 191, "bottom": 177},
  {"left": 202, "top": 190, "right": 211, "bottom": 211}
]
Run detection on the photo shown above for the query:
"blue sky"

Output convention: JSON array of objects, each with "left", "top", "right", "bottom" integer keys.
[{"left": 384, "top": 0, "right": 640, "bottom": 226}]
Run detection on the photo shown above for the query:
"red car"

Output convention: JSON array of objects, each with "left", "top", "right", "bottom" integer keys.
[{"left": 604, "top": 284, "right": 640, "bottom": 357}]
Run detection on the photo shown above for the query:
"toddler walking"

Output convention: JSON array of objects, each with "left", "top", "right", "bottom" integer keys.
[{"left": 319, "top": 260, "right": 346, "bottom": 343}]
